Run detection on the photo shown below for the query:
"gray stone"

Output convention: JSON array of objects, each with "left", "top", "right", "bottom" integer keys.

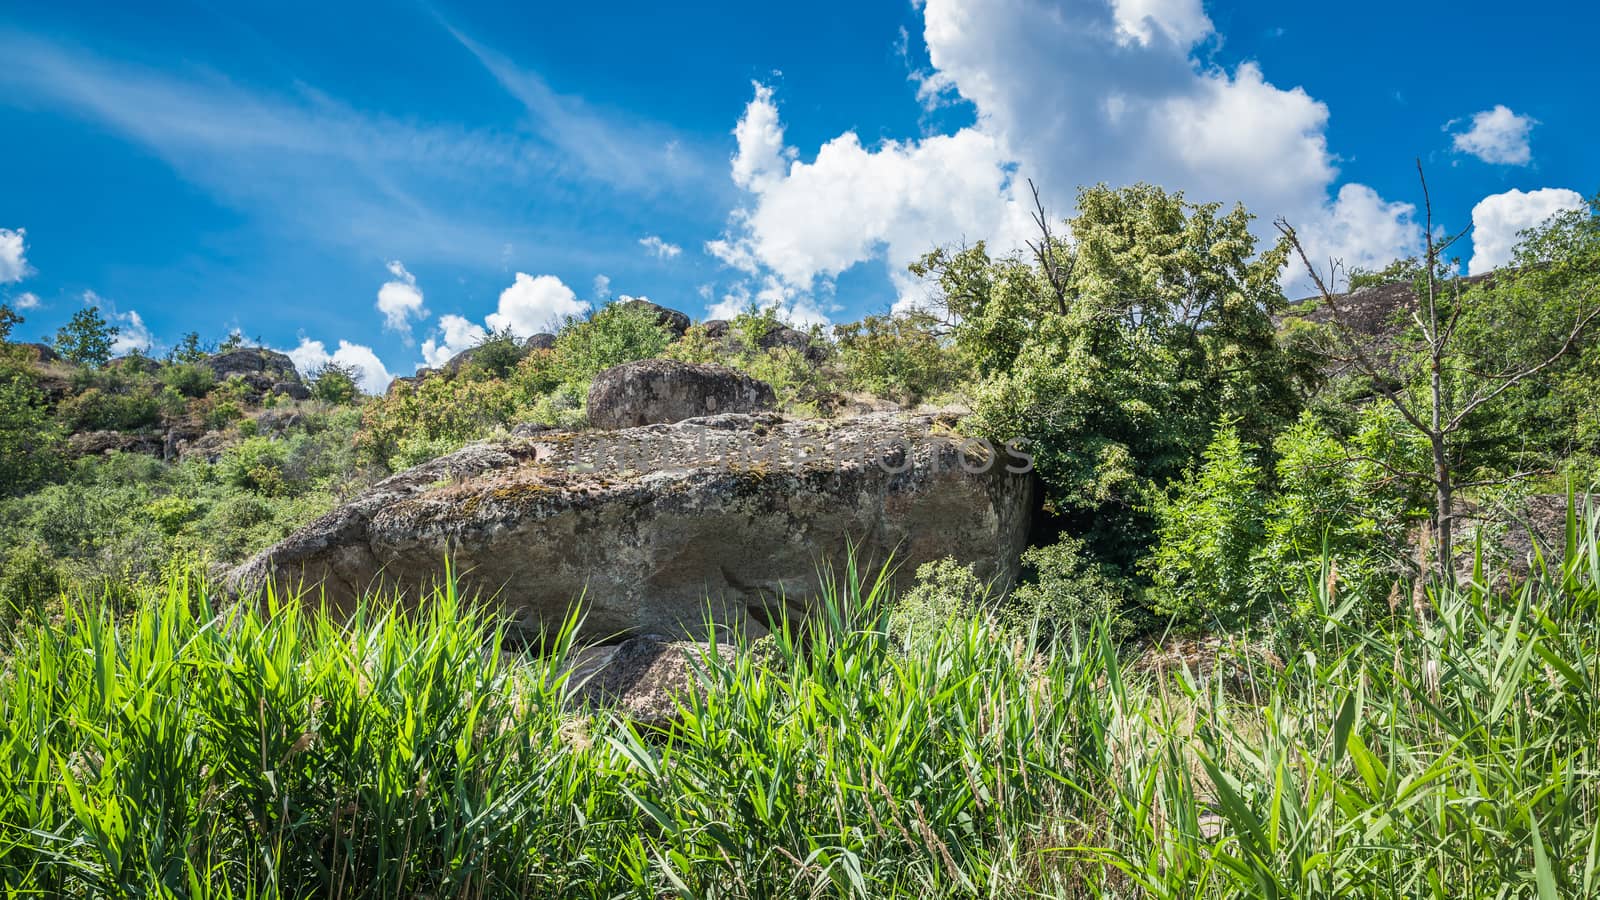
[
  {"left": 272, "top": 381, "right": 311, "bottom": 401},
  {"left": 226, "top": 413, "right": 1034, "bottom": 645},
  {"left": 587, "top": 359, "right": 775, "bottom": 430},
  {"left": 206, "top": 349, "right": 302, "bottom": 394},
  {"left": 559, "top": 635, "right": 734, "bottom": 727},
  {"left": 524, "top": 333, "right": 557, "bottom": 351},
  {"left": 616, "top": 299, "right": 691, "bottom": 338}
]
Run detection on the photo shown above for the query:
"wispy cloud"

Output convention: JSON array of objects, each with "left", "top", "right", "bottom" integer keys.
[
  {"left": 445, "top": 25, "right": 723, "bottom": 196},
  {"left": 0, "top": 29, "right": 721, "bottom": 269}
]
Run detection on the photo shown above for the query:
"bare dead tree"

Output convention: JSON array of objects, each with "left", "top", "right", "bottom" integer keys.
[
  {"left": 1276, "top": 161, "right": 1600, "bottom": 586},
  {"left": 1024, "top": 178, "right": 1072, "bottom": 316}
]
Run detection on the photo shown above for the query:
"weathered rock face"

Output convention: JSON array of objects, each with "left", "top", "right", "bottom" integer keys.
[
  {"left": 227, "top": 413, "right": 1034, "bottom": 644},
  {"left": 205, "top": 349, "right": 303, "bottom": 395},
  {"left": 587, "top": 359, "right": 776, "bottom": 430},
  {"left": 616, "top": 299, "right": 691, "bottom": 338},
  {"left": 524, "top": 333, "right": 557, "bottom": 351}
]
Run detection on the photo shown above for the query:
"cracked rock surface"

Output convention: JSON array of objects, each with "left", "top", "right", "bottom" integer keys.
[{"left": 227, "top": 412, "right": 1033, "bottom": 643}]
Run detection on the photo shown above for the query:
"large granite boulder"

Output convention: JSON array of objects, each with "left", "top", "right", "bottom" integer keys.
[
  {"left": 524, "top": 333, "right": 557, "bottom": 351},
  {"left": 616, "top": 299, "right": 691, "bottom": 338},
  {"left": 587, "top": 359, "right": 775, "bottom": 429},
  {"left": 226, "top": 413, "right": 1034, "bottom": 644},
  {"left": 206, "top": 349, "right": 302, "bottom": 395}
]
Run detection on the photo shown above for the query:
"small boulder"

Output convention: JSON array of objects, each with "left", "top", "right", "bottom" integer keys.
[
  {"left": 524, "top": 333, "right": 557, "bottom": 351},
  {"left": 561, "top": 636, "right": 736, "bottom": 727},
  {"left": 701, "top": 320, "right": 731, "bottom": 340},
  {"left": 587, "top": 359, "right": 776, "bottom": 429},
  {"left": 616, "top": 299, "right": 691, "bottom": 338},
  {"left": 272, "top": 381, "right": 311, "bottom": 401},
  {"left": 757, "top": 324, "right": 826, "bottom": 363}
]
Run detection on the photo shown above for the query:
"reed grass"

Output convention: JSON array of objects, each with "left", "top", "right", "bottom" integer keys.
[{"left": 1, "top": 505, "right": 1597, "bottom": 898}]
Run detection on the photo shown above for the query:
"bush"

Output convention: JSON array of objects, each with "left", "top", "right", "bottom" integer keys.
[
  {"left": 891, "top": 557, "right": 992, "bottom": 642},
  {"left": 1006, "top": 534, "right": 1131, "bottom": 639},
  {"left": 217, "top": 437, "right": 292, "bottom": 496},
  {"left": 1144, "top": 423, "right": 1268, "bottom": 629},
  {"left": 0, "top": 360, "right": 62, "bottom": 495},
  {"left": 159, "top": 362, "right": 216, "bottom": 399},
  {"left": 308, "top": 363, "right": 360, "bottom": 405},
  {"left": 835, "top": 311, "right": 962, "bottom": 404},
  {"left": 553, "top": 302, "right": 672, "bottom": 382}
]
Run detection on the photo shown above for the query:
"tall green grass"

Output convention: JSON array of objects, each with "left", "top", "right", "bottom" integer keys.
[{"left": 0, "top": 506, "right": 1597, "bottom": 898}]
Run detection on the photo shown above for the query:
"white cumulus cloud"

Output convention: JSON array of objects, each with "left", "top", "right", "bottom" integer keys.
[
  {"left": 485, "top": 272, "right": 589, "bottom": 337},
  {"left": 1451, "top": 105, "right": 1537, "bottom": 166},
  {"left": 109, "top": 309, "right": 155, "bottom": 355},
  {"left": 1, "top": 228, "right": 33, "bottom": 284},
  {"left": 376, "top": 260, "right": 427, "bottom": 341},
  {"left": 286, "top": 337, "right": 394, "bottom": 394},
  {"left": 11, "top": 291, "right": 41, "bottom": 310},
  {"left": 639, "top": 235, "right": 683, "bottom": 259},
  {"left": 1468, "top": 187, "right": 1587, "bottom": 275},
  {"left": 707, "top": 0, "right": 1420, "bottom": 315},
  {"left": 420, "top": 313, "right": 489, "bottom": 369}
]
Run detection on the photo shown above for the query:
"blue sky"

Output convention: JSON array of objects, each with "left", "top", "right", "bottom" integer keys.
[{"left": 1, "top": 0, "right": 1594, "bottom": 391}]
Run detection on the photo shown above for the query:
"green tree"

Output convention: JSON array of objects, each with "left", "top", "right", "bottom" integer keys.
[
  {"left": 308, "top": 362, "right": 361, "bottom": 405},
  {"left": 0, "top": 358, "right": 63, "bottom": 494},
  {"left": 0, "top": 303, "right": 21, "bottom": 343},
  {"left": 1279, "top": 175, "right": 1599, "bottom": 583},
  {"left": 932, "top": 182, "right": 1297, "bottom": 573},
  {"left": 54, "top": 306, "right": 119, "bottom": 367},
  {"left": 834, "top": 310, "right": 964, "bottom": 404},
  {"left": 169, "top": 331, "right": 210, "bottom": 364}
]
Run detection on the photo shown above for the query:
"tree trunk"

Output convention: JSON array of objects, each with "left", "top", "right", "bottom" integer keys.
[{"left": 1432, "top": 434, "right": 1454, "bottom": 587}]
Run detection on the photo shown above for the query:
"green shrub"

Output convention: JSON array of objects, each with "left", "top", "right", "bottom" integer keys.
[
  {"left": 159, "top": 362, "right": 215, "bottom": 399},
  {"left": 553, "top": 301, "right": 672, "bottom": 382},
  {"left": 0, "top": 360, "right": 62, "bottom": 495},
  {"left": 1006, "top": 534, "right": 1131, "bottom": 639},
  {"left": 1144, "top": 423, "right": 1268, "bottom": 629},
  {"left": 835, "top": 311, "right": 962, "bottom": 404},
  {"left": 308, "top": 363, "right": 360, "bottom": 405},
  {"left": 891, "top": 556, "right": 992, "bottom": 643}
]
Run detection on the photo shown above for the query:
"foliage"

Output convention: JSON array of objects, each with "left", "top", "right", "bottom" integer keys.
[
  {"left": 158, "top": 361, "right": 215, "bottom": 399},
  {"left": 949, "top": 183, "right": 1297, "bottom": 573},
  {"left": 0, "top": 355, "right": 63, "bottom": 494},
  {"left": 834, "top": 310, "right": 964, "bottom": 405},
  {"left": 307, "top": 361, "right": 360, "bottom": 405},
  {"left": 1144, "top": 423, "right": 1267, "bottom": 628},
  {"left": 52, "top": 306, "right": 118, "bottom": 367},
  {"left": 461, "top": 328, "right": 528, "bottom": 379},
  {"left": 354, "top": 374, "right": 521, "bottom": 471},
  {"left": 1006, "top": 533, "right": 1132, "bottom": 639},
  {"left": 1256, "top": 408, "right": 1428, "bottom": 619},
  {"left": 553, "top": 301, "right": 672, "bottom": 383},
  {"left": 4, "top": 516, "right": 1598, "bottom": 896},
  {"left": 0, "top": 303, "right": 20, "bottom": 342},
  {"left": 890, "top": 556, "right": 992, "bottom": 642}
]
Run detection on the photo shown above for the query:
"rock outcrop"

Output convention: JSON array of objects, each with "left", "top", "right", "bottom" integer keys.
[
  {"left": 587, "top": 359, "right": 776, "bottom": 429},
  {"left": 616, "top": 299, "right": 691, "bottom": 338},
  {"left": 699, "top": 320, "right": 825, "bottom": 362},
  {"left": 205, "top": 348, "right": 303, "bottom": 396},
  {"left": 227, "top": 412, "right": 1034, "bottom": 644}
]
